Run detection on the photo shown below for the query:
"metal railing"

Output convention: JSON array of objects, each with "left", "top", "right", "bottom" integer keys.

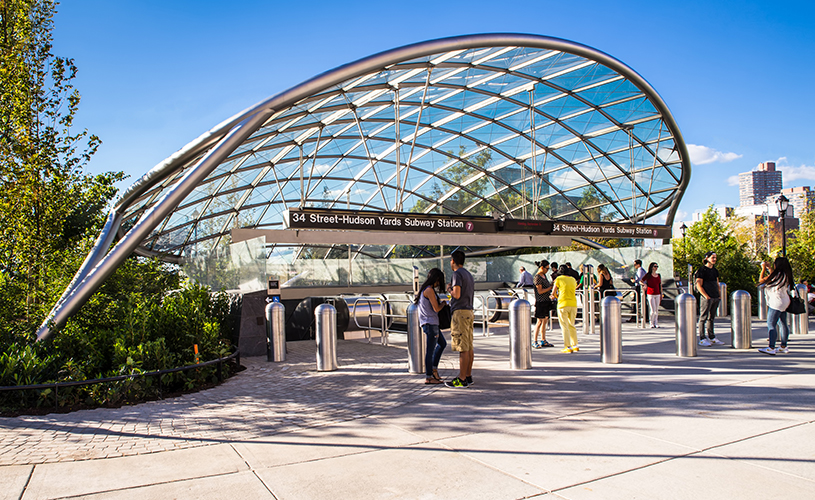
[
  {"left": 0, "top": 350, "right": 240, "bottom": 411},
  {"left": 350, "top": 296, "right": 387, "bottom": 344}
]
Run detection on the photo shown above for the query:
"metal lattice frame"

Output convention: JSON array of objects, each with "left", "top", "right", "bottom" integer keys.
[{"left": 38, "top": 33, "right": 690, "bottom": 340}]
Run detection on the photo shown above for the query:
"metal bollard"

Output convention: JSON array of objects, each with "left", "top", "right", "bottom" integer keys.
[
  {"left": 718, "top": 283, "right": 728, "bottom": 316},
  {"left": 600, "top": 296, "right": 622, "bottom": 363},
  {"left": 675, "top": 293, "right": 697, "bottom": 357},
  {"left": 315, "top": 303, "right": 338, "bottom": 371},
  {"left": 265, "top": 301, "right": 286, "bottom": 362},
  {"left": 757, "top": 284, "right": 767, "bottom": 320},
  {"left": 509, "top": 299, "right": 532, "bottom": 369},
  {"left": 792, "top": 284, "right": 809, "bottom": 335},
  {"left": 406, "top": 303, "right": 425, "bottom": 374},
  {"left": 731, "top": 290, "right": 751, "bottom": 349}
]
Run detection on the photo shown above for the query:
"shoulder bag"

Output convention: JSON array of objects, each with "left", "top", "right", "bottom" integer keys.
[
  {"left": 438, "top": 303, "right": 452, "bottom": 329},
  {"left": 787, "top": 292, "right": 806, "bottom": 315}
]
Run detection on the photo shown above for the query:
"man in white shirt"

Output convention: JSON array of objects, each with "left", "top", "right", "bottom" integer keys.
[{"left": 516, "top": 267, "right": 534, "bottom": 288}]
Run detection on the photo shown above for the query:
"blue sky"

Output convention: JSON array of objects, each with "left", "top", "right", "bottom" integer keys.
[{"left": 53, "top": 0, "right": 815, "bottom": 224}]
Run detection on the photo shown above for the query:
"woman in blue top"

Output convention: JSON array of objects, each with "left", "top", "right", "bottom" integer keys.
[{"left": 416, "top": 268, "right": 448, "bottom": 384}]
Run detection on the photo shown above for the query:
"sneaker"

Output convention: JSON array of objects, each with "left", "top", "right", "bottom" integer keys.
[
  {"left": 571, "top": 346, "right": 579, "bottom": 352},
  {"left": 758, "top": 347, "right": 776, "bottom": 356},
  {"left": 465, "top": 376, "right": 473, "bottom": 386},
  {"left": 776, "top": 346, "right": 789, "bottom": 354},
  {"left": 698, "top": 338, "right": 712, "bottom": 346},
  {"left": 560, "top": 347, "right": 573, "bottom": 353},
  {"left": 445, "top": 377, "right": 469, "bottom": 388},
  {"left": 710, "top": 338, "right": 725, "bottom": 345}
]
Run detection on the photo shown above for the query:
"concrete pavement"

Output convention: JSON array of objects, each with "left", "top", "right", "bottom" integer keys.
[{"left": 2, "top": 315, "right": 814, "bottom": 499}]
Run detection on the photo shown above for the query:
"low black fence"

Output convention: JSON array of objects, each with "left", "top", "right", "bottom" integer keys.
[{"left": 0, "top": 350, "right": 241, "bottom": 411}]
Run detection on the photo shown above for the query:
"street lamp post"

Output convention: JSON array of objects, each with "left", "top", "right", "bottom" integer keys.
[{"left": 775, "top": 194, "right": 789, "bottom": 257}]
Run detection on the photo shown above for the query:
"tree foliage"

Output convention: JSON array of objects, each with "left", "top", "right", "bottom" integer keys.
[
  {"left": 0, "top": 2, "right": 240, "bottom": 414},
  {"left": 0, "top": 0, "right": 123, "bottom": 320},
  {"left": 672, "top": 206, "right": 757, "bottom": 300},
  {"left": 787, "top": 209, "right": 815, "bottom": 282}
]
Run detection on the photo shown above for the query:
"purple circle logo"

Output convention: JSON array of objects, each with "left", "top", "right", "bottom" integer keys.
[{"left": 465, "top": 222, "right": 474, "bottom": 232}]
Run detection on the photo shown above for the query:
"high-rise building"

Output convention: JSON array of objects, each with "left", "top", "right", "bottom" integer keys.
[
  {"left": 739, "top": 161, "right": 782, "bottom": 206},
  {"left": 780, "top": 186, "right": 815, "bottom": 218}
]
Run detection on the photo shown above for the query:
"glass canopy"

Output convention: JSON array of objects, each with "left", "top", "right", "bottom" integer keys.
[
  {"left": 38, "top": 34, "right": 691, "bottom": 340},
  {"left": 117, "top": 35, "right": 688, "bottom": 262}
]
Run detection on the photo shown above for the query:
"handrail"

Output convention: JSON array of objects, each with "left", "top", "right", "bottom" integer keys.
[{"left": 350, "top": 297, "right": 385, "bottom": 344}]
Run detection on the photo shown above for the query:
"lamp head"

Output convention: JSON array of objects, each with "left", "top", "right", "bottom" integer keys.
[{"left": 776, "top": 194, "right": 789, "bottom": 215}]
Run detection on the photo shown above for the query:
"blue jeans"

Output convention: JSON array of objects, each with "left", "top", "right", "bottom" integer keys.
[
  {"left": 766, "top": 307, "right": 789, "bottom": 348},
  {"left": 422, "top": 324, "right": 446, "bottom": 377}
]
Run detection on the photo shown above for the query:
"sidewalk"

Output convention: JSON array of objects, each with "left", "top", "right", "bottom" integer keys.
[{"left": 2, "top": 316, "right": 814, "bottom": 499}]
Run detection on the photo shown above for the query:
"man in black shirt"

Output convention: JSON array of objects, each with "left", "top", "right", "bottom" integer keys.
[{"left": 695, "top": 251, "right": 724, "bottom": 346}]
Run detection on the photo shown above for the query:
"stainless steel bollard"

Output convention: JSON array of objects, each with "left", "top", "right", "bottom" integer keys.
[
  {"left": 731, "top": 290, "right": 752, "bottom": 349},
  {"left": 509, "top": 299, "right": 532, "bottom": 369},
  {"left": 675, "top": 293, "right": 697, "bottom": 357},
  {"left": 406, "top": 303, "right": 425, "bottom": 374},
  {"left": 757, "top": 284, "right": 767, "bottom": 320},
  {"left": 718, "top": 283, "right": 728, "bottom": 316},
  {"left": 792, "top": 284, "right": 809, "bottom": 335},
  {"left": 265, "top": 301, "right": 286, "bottom": 362},
  {"left": 315, "top": 303, "right": 338, "bottom": 371},
  {"left": 600, "top": 296, "right": 622, "bottom": 363}
]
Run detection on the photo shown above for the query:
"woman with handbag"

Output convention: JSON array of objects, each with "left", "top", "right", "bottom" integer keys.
[
  {"left": 416, "top": 268, "right": 448, "bottom": 383},
  {"left": 758, "top": 257, "right": 794, "bottom": 355}
]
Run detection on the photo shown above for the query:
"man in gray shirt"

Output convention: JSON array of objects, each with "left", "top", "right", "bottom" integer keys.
[{"left": 446, "top": 250, "right": 475, "bottom": 388}]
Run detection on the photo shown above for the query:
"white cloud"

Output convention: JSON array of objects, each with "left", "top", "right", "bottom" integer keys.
[
  {"left": 775, "top": 157, "right": 815, "bottom": 183},
  {"left": 727, "top": 175, "right": 740, "bottom": 186},
  {"left": 687, "top": 144, "right": 742, "bottom": 165}
]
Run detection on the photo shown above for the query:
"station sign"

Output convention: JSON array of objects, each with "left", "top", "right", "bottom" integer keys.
[
  {"left": 505, "top": 219, "right": 672, "bottom": 239},
  {"left": 287, "top": 208, "right": 496, "bottom": 234},
  {"left": 286, "top": 208, "right": 671, "bottom": 239}
]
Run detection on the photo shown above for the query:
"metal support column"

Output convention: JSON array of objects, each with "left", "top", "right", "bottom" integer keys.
[
  {"left": 675, "top": 293, "right": 697, "bottom": 357},
  {"left": 792, "top": 283, "right": 809, "bottom": 335},
  {"left": 757, "top": 284, "right": 767, "bottom": 320},
  {"left": 509, "top": 299, "right": 532, "bottom": 369},
  {"left": 600, "top": 296, "right": 621, "bottom": 363},
  {"left": 731, "top": 290, "right": 751, "bottom": 349},
  {"left": 315, "top": 303, "right": 338, "bottom": 371},
  {"left": 265, "top": 301, "right": 286, "bottom": 362},
  {"left": 406, "top": 303, "right": 425, "bottom": 374},
  {"left": 718, "top": 283, "right": 728, "bottom": 317}
]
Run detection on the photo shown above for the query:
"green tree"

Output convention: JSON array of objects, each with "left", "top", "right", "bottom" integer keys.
[
  {"left": 0, "top": 0, "right": 117, "bottom": 320},
  {"left": 672, "top": 206, "right": 757, "bottom": 300},
  {"left": 787, "top": 209, "right": 815, "bottom": 281}
]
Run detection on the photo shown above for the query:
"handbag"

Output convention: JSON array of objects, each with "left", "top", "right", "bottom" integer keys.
[
  {"left": 787, "top": 295, "right": 806, "bottom": 315},
  {"left": 438, "top": 303, "right": 452, "bottom": 330}
]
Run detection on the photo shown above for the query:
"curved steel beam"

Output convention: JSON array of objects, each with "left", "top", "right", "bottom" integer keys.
[{"left": 37, "top": 110, "right": 271, "bottom": 341}]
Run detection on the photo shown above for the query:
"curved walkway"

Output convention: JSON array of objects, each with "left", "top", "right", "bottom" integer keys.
[{"left": 0, "top": 340, "right": 455, "bottom": 465}]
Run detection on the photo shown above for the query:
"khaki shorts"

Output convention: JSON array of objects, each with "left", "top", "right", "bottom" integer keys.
[{"left": 450, "top": 309, "right": 474, "bottom": 352}]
